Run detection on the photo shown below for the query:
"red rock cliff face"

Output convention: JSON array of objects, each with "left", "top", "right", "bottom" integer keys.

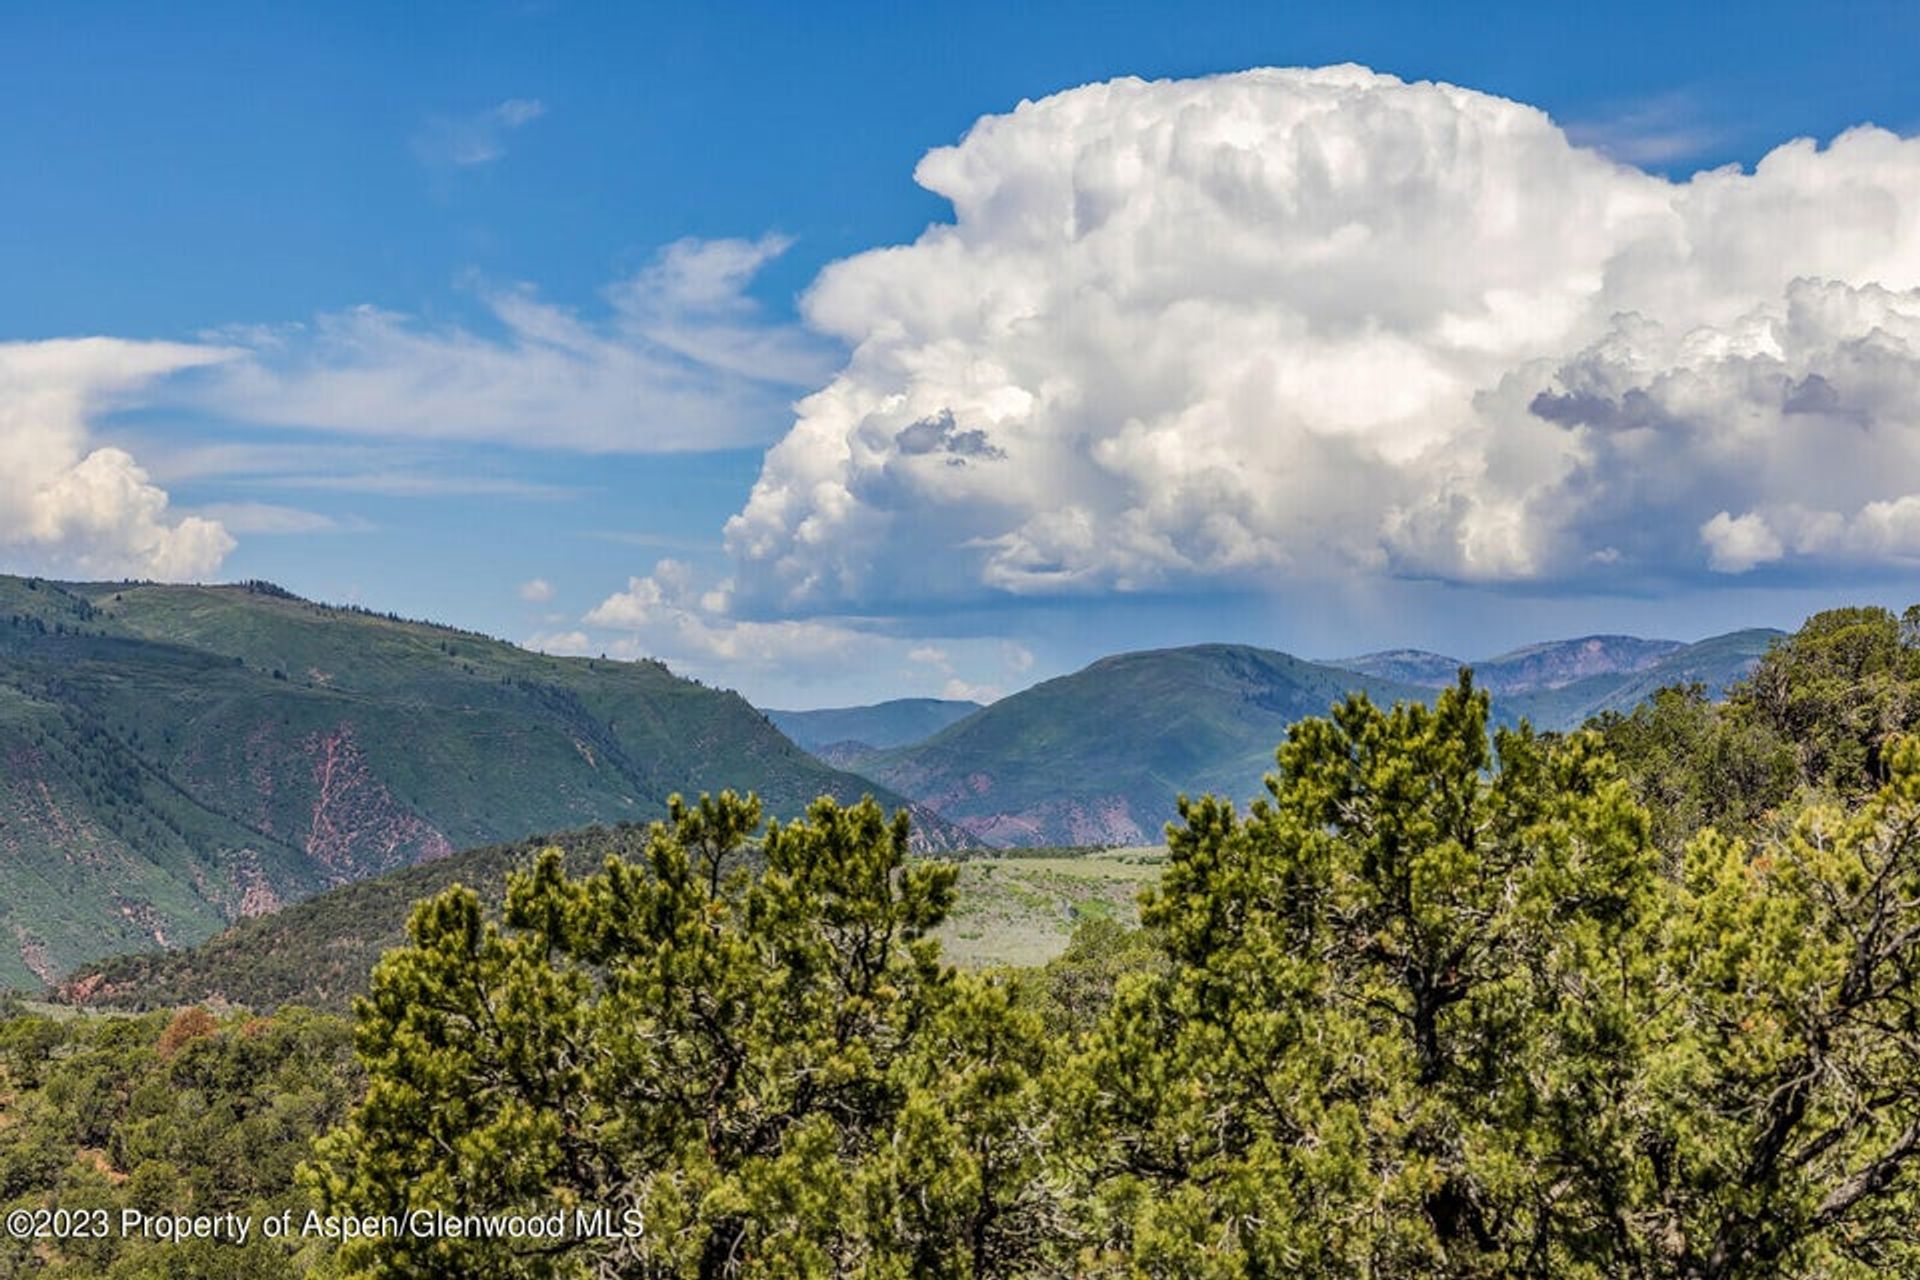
[{"left": 300, "top": 723, "right": 452, "bottom": 881}]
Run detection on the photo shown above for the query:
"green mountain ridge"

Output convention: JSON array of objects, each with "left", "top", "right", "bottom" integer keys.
[
  {"left": 61, "top": 824, "right": 643, "bottom": 1011},
  {"left": 52, "top": 625, "right": 1780, "bottom": 1012},
  {"left": 856, "top": 645, "right": 1441, "bottom": 847},
  {"left": 855, "top": 632, "right": 1780, "bottom": 847},
  {"left": 59, "top": 828, "right": 1164, "bottom": 1012},
  {"left": 0, "top": 574, "right": 971, "bottom": 990}
]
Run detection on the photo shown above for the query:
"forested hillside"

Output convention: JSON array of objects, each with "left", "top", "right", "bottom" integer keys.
[{"left": 0, "top": 575, "right": 968, "bottom": 989}]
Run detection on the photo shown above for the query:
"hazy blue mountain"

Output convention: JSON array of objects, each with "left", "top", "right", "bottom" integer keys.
[
  {"left": 1338, "top": 635, "right": 1689, "bottom": 694},
  {"left": 766, "top": 698, "right": 984, "bottom": 761},
  {"left": 1498, "top": 628, "right": 1783, "bottom": 727},
  {"left": 1470, "top": 635, "right": 1687, "bottom": 693},
  {"left": 1332, "top": 648, "right": 1466, "bottom": 686}
]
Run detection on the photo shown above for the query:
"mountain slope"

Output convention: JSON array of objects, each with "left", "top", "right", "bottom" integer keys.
[
  {"left": 858, "top": 645, "right": 1437, "bottom": 847},
  {"left": 63, "top": 830, "right": 1159, "bottom": 1013},
  {"left": 1468, "top": 635, "right": 1686, "bottom": 693},
  {"left": 1337, "top": 635, "right": 1689, "bottom": 694},
  {"left": 1332, "top": 648, "right": 1464, "bottom": 686},
  {"left": 62, "top": 825, "right": 644, "bottom": 1012},
  {"left": 0, "top": 575, "right": 968, "bottom": 989},
  {"left": 862, "top": 632, "right": 1781, "bottom": 848},
  {"left": 767, "top": 698, "right": 984, "bottom": 756},
  {"left": 1498, "top": 628, "right": 1783, "bottom": 727}
]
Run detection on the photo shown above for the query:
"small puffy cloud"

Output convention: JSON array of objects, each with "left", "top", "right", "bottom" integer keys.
[
  {"left": 518, "top": 577, "right": 555, "bottom": 603},
  {"left": 413, "top": 97, "right": 547, "bottom": 168},
  {"left": 904, "top": 641, "right": 1002, "bottom": 702},
  {"left": 722, "top": 66, "right": 1920, "bottom": 615},
  {"left": 199, "top": 236, "right": 835, "bottom": 452},
  {"left": 1701, "top": 512, "right": 1785, "bottom": 573},
  {"left": 0, "top": 338, "right": 237, "bottom": 579},
  {"left": 942, "top": 678, "right": 1001, "bottom": 703},
  {"left": 582, "top": 559, "right": 868, "bottom": 673}
]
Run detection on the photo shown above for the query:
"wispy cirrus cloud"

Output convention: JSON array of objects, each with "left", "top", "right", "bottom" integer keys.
[
  {"left": 1563, "top": 91, "right": 1720, "bottom": 167},
  {"left": 192, "top": 236, "right": 837, "bottom": 452},
  {"left": 183, "top": 501, "right": 371, "bottom": 535},
  {"left": 412, "top": 97, "right": 547, "bottom": 168},
  {"left": 130, "top": 439, "right": 577, "bottom": 500}
]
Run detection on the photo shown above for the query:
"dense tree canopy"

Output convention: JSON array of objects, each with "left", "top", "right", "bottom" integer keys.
[{"left": 0, "top": 1004, "right": 356, "bottom": 1278}]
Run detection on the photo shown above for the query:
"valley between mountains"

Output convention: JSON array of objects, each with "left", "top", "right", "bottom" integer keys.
[{"left": 0, "top": 571, "right": 1777, "bottom": 992}]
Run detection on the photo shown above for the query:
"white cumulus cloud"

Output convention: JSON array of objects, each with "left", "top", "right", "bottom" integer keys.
[
  {"left": 0, "top": 338, "right": 237, "bottom": 580},
  {"left": 1701, "top": 512, "right": 1785, "bottom": 573},
  {"left": 721, "top": 66, "right": 1920, "bottom": 615}
]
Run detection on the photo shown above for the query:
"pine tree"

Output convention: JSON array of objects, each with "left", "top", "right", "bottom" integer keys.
[{"left": 304, "top": 792, "right": 1056, "bottom": 1279}]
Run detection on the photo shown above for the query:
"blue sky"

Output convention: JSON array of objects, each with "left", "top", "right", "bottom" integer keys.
[{"left": 6, "top": 2, "right": 1920, "bottom": 705}]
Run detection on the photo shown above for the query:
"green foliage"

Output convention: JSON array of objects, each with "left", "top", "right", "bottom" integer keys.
[
  {"left": 1637, "top": 746, "right": 1920, "bottom": 1277},
  {"left": 1057, "top": 673, "right": 1920, "bottom": 1277},
  {"left": 1732, "top": 605, "right": 1920, "bottom": 795},
  {"left": 1591, "top": 684, "right": 1797, "bottom": 853},
  {"left": 1065, "top": 675, "right": 1660, "bottom": 1276},
  {"left": 1597, "top": 606, "right": 1920, "bottom": 849},
  {"left": 1031, "top": 919, "right": 1163, "bottom": 1040},
  {"left": 305, "top": 793, "right": 1055, "bottom": 1278},
  {"left": 0, "top": 1004, "right": 358, "bottom": 1278}
]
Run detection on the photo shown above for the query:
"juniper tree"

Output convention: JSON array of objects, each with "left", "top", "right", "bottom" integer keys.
[
  {"left": 1065, "top": 675, "right": 1664, "bottom": 1277},
  {"left": 305, "top": 792, "right": 1058, "bottom": 1280}
]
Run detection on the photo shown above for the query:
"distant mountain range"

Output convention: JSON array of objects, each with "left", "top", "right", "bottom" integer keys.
[
  {"left": 766, "top": 698, "right": 982, "bottom": 768},
  {"left": 833, "top": 631, "right": 1781, "bottom": 848},
  {"left": 0, "top": 570, "right": 1785, "bottom": 991},
  {"left": 0, "top": 575, "right": 968, "bottom": 990},
  {"left": 57, "top": 627, "right": 1781, "bottom": 1014},
  {"left": 1337, "top": 634, "right": 1688, "bottom": 693}
]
